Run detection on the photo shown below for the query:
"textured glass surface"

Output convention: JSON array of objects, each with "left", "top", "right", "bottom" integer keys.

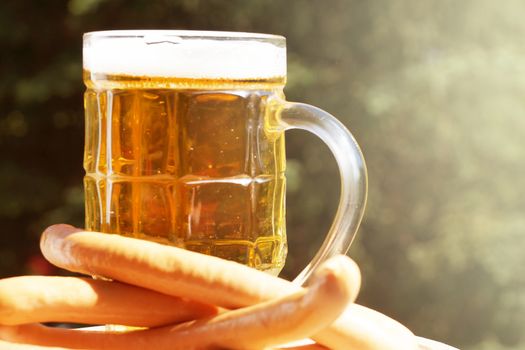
[{"left": 84, "top": 75, "right": 287, "bottom": 274}]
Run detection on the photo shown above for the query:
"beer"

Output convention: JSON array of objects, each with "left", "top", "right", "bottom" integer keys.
[{"left": 83, "top": 70, "right": 288, "bottom": 274}]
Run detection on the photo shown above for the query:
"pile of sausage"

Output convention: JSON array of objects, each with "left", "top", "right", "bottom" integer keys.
[{"left": 0, "top": 224, "right": 419, "bottom": 350}]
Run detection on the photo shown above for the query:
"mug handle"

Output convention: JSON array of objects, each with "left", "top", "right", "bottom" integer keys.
[{"left": 273, "top": 100, "right": 368, "bottom": 286}]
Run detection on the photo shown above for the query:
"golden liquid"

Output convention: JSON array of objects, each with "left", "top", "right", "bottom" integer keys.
[{"left": 83, "top": 71, "right": 287, "bottom": 274}]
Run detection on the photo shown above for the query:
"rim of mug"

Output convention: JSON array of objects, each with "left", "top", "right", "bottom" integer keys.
[{"left": 83, "top": 30, "right": 286, "bottom": 45}]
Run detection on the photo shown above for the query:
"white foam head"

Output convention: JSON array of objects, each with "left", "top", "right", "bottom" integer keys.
[{"left": 83, "top": 30, "right": 286, "bottom": 80}]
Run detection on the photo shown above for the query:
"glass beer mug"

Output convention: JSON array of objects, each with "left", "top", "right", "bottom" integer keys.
[{"left": 83, "top": 31, "right": 367, "bottom": 285}]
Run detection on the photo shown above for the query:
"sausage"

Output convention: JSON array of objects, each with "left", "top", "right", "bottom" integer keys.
[
  {"left": 314, "top": 304, "right": 420, "bottom": 350},
  {"left": 0, "top": 340, "right": 327, "bottom": 350},
  {"left": 0, "top": 276, "right": 216, "bottom": 327},
  {"left": 40, "top": 224, "right": 418, "bottom": 350},
  {"left": 0, "top": 339, "right": 78, "bottom": 350},
  {"left": 0, "top": 256, "right": 357, "bottom": 350},
  {"left": 273, "top": 345, "right": 328, "bottom": 350},
  {"left": 40, "top": 224, "right": 294, "bottom": 309}
]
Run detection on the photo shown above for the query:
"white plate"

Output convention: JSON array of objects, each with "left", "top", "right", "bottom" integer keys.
[
  {"left": 281, "top": 337, "right": 458, "bottom": 349},
  {"left": 416, "top": 336, "right": 459, "bottom": 350}
]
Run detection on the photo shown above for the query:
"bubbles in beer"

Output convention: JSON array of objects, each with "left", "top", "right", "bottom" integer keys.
[{"left": 84, "top": 76, "right": 287, "bottom": 275}]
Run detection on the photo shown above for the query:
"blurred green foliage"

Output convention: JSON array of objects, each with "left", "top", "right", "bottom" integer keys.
[{"left": 0, "top": 0, "right": 524, "bottom": 348}]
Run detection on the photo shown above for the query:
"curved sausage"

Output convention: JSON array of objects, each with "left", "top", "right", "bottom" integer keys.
[{"left": 0, "top": 276, "right": 216, "bottom": 327}]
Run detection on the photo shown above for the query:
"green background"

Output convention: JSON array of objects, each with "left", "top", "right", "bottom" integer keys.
[{"left": 1, "top": 1, "right": 524, "bottom": 349}]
